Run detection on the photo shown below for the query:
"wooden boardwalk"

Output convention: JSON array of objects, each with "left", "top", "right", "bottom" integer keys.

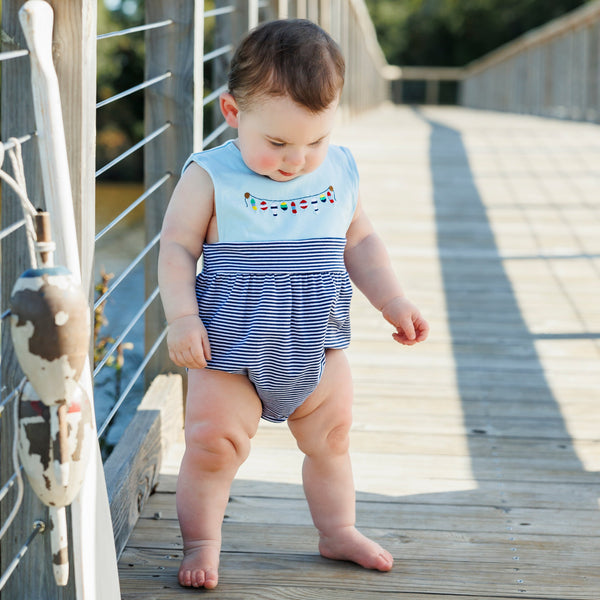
[{"left": 118, "top": 105, "right": 600, "bottom": 599}]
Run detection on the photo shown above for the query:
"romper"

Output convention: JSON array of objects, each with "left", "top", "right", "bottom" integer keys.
[{"left": 184, "top": 140, "right": 359, "bottom": 422}]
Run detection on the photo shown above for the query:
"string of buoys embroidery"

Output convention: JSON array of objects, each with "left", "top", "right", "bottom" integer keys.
[{"left": 245, "top": 185, "right": 336, "bottom": 216}]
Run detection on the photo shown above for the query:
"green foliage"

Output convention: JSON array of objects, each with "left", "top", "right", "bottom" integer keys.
[{"left": 366, "top": 0, "right": 591, "bottom": 66}]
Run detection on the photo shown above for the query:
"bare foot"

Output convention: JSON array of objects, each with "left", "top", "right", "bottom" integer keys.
[
  {"left": 178, "top": 540, "right": 221, "bottom": 589},
  {"left": 318, "top": 526, "right": 394, "bottom": 572}
]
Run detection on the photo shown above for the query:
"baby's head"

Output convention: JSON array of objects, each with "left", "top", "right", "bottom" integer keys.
[{"left": 228, "top": 19, "right": 345, "bottom": 113}]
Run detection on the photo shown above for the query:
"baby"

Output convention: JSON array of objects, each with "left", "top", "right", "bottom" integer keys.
[{"left": 158, "top": 18, "right": 429, "bottom": 589}]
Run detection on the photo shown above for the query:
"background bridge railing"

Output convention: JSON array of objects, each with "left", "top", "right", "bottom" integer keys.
[
  {"left": 0, "top": 1, "right": 390, "bottom": 597},
  {"left": 385, "top": 0, "right": 600, "bottom": 121},
  {"left": 460, "top": 0, "right": 600, "bottom": 122}
]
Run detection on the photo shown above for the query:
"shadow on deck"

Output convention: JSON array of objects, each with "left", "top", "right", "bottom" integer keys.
[{"left": 118, "top": 105, "right": 600, "bottom": 599}]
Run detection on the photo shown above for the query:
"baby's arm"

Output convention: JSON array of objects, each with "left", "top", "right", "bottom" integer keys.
[
  {"left": 345, "top": 196, "right": 429, "bottom": 345},
  {"left": 158, "top": 163, "right": 214, "bottom": 368}
]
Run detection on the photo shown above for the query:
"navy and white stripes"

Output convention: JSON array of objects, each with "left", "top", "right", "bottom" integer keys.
[{"left": 195, "top": 238, "right": 352, "bottom": 422}]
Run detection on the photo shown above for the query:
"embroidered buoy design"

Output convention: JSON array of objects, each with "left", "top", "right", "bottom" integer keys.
[{"left": 244, "top": 185, "right": 336, "bottom": 217}]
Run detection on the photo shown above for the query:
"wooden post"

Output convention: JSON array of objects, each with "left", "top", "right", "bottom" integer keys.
[
  {"left": 1, "top": 1, "right": 111, "bottom": 598},
  {"left": 211, "top": 0, "right": 234, "bottom": 140},
  {"left": 46, "top": 0, "right": 97, "bottom": 294},
  {"left": 144, "top": 0, "right": 204, "bottom": 384},
  {"left": 1, "top": 2, "right": 48, "bottom": 599},
  {"left": 426, "top": 79, "right": 439, "bottom": 104}
]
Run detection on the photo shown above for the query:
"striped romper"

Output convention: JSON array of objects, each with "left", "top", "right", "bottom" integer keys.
[{"left": 185, "top": 140, "right": 359, "bottom": 422}]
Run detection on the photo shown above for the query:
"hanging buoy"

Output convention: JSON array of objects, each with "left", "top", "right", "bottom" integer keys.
[
  {"left": 10, "top": 259, "right": 90, "bottom": 407},
  {"left": 10, "top": 212, "right": 94, "bottom": 586},
  {"left": 17, "top": 382, "right": 94, "bottom": 585},
  {"left": 17, "top": 381, "right": 94, "bottom": 506}
]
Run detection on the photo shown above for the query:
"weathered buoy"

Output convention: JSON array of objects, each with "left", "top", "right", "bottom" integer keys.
[
  {"left": 17, "top": 382, "right": 94, "bottom": 506},
  {"left": 17, "top": 382, "right": 94, "bottom": 586},
  {"left": 10, "top": 264, "right": 90, "bottom": 407},
  {"left": 10, "top": 212, "right": 94, "bottom": 586}
]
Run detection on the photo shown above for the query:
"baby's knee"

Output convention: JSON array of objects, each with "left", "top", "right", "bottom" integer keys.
[
  {"left": 298, "top": 421, "right": 350, "bottom": 457},
  {"left": 325, "top": 423, "right": 351, "bottom": 456},
  {"left": 185, "top": 423, "right": 250, "bottom": 471}
]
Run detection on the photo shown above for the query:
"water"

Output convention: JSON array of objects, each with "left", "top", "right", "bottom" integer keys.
[{"left": 94, "top": 182, "right": 147, "bottom": 451}]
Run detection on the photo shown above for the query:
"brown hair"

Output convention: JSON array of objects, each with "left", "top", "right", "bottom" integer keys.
[{"left": 228, "top": 19, "right": 345, "bottom": 113}]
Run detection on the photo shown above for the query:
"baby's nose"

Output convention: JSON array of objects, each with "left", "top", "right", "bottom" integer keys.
[{"left": 285, "top": 148, "right": 305, "bottom": 166}]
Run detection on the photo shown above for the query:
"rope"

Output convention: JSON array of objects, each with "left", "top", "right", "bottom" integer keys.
[{"left": 0, "top": 137, "right": 40, "bottom": 268}]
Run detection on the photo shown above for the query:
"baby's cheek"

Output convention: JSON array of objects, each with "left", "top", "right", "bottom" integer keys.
[{"left": 255, "top": 154, "right": 279, "bottom": 171}]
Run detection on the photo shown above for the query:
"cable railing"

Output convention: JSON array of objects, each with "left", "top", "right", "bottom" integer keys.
[{"left": 93, "top": 15, "right": 175, "bottom": 446}]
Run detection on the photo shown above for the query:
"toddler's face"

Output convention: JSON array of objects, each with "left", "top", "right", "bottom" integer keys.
[{"left": 235, "top": 94, "right": 339, "bottom": 182}]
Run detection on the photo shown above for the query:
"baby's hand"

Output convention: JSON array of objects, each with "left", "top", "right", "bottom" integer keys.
[
  {"left": 381, "top": 297, "right": 429, "bottom": 346},
  {"left": 166, "top": 314, "right": 212, "bottom": 369}
]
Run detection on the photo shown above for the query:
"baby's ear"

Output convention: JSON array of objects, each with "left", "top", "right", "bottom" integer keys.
[{"left": 220, "top": 93, "right": 240, "bottom": 128}]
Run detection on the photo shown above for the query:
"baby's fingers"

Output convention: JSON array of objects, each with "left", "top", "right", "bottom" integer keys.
[
  {"left": 392, "top": 330, "right": 417, "bottom": 345},
  {"left": 413, "top": 314, "right": 430, "bottom": 342},
  {"left": 395, "top": 313, "right": 417, "bottom": 343}
]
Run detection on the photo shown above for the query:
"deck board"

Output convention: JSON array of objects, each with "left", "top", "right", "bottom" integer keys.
[{"left": 119, "top": 105, "right": 600, "bottom": 598}]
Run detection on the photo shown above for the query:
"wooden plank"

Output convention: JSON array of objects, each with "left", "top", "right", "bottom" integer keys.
[
  {"left": 140, "top": 493, "right": 600, "bottom": 538},
  {"left": 127, "top": 517, "right": 600, "bottom": 566},
  {"left": 105, "top": 374, "right": 183, "bottom": 556},
  {"left": 119, "top": 583, "right": 523, "bottom": 600},
  {"left": 158, "top": 477, "right": 598, "bottom": 510},
  {"left": 118, "top": 546, "right": 600, "bottom": 599}
]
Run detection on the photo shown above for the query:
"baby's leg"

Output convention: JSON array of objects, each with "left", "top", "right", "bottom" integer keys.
[
  {"left": 177, "top": 369, "right": 262, "bottom": 589},
  {"left": 287, "top": 349, "right": 393, "bottom": 572}
]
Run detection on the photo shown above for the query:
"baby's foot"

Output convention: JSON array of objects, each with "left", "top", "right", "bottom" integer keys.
[
  {"left": 318, "top": 526, "right": 394, "bottom": 572},
  {"left": 178, "top": 540, "right": 221, "bottom": 589}
]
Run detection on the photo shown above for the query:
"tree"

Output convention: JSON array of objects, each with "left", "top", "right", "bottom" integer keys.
[
  {"left": 366, "top": 0, "right": 591, "bottom": 67},
  {"left": 96, "top": 0, "right": 145, "bottom": 180}
]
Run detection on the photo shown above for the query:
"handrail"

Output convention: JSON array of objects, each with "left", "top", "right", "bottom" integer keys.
[
  {"left": 95, "top": 173, "right": 171, "bottom": 242},
  {"left": 97, "top": 19, "right": 173, "bottom": 41},
  {"left": 96, "top": 72, "right": 172, "bottom": 109},
  {"left": 203, "top": 121, "right": 231, "bottom": 148},
  {"left": 203, "top": 84, "right": 229, "bottom": 107},
  {"left": 94, "top": 285, "right": 160, "bottom": 379},
  {"left": 93, "top": 233, "right": 160, "bottom": 311},
  {"left": 1, "top": 133, "right": 35, "bottom": 152},
  {"left": 95, "top": 122, "right": 171, "bottom": 177},
  {"left": 465, "top": 0, "right": 600, "bottom": 78},
  {"left": 203, "top": 44, "right": 234, "bottom": 63},
  {"left": 460, "top": 0, "right": 600, "bottom": 122},
  {"left": 0, "top": 521, "right": 45, "bottom": 591},
  {"left": 205, "top": 6, "right": 236, "bottom": 18},
  {"left": 0, "top": 49, "right": 29, "bottom": 61},
  {"left": 0, "top": 218, "right": 26, "bottom": 242},
  {"left": 97, "top": 321, "right": 166, "bottom": 439}
]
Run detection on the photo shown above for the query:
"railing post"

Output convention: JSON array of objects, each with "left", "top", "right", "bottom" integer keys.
[
  {"left": 0, "top": 2, "right": 48, "bottom": 598},
  {"left": 144, "top": 0, "right": 204, "bottom": 383},
  {"left": 1, "top": 1, "right": 105, "bottom": 597},
  {"left": 278, "top": 0, "right": 289, "bottom": 19}
]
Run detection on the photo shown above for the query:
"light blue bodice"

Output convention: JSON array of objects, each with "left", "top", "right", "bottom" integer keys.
[{"left": 183, "top": 140, "right": 359, "bottom": 243}]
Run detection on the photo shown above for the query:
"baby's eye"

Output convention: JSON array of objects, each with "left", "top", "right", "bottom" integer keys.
[
  {"left": 310, "top": 139, "right": 324, "bottom": 147},
  {"left": 269, "top": 140, "right": 285, "bottom": 148}
]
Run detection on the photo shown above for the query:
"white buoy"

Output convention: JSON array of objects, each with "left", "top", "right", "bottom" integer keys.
[
  {"left": 19, "top": 2, "right": 121, "bottom": 596},
  {"left": 11, "top": 213, "right": 95, "bottom": 588}
]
